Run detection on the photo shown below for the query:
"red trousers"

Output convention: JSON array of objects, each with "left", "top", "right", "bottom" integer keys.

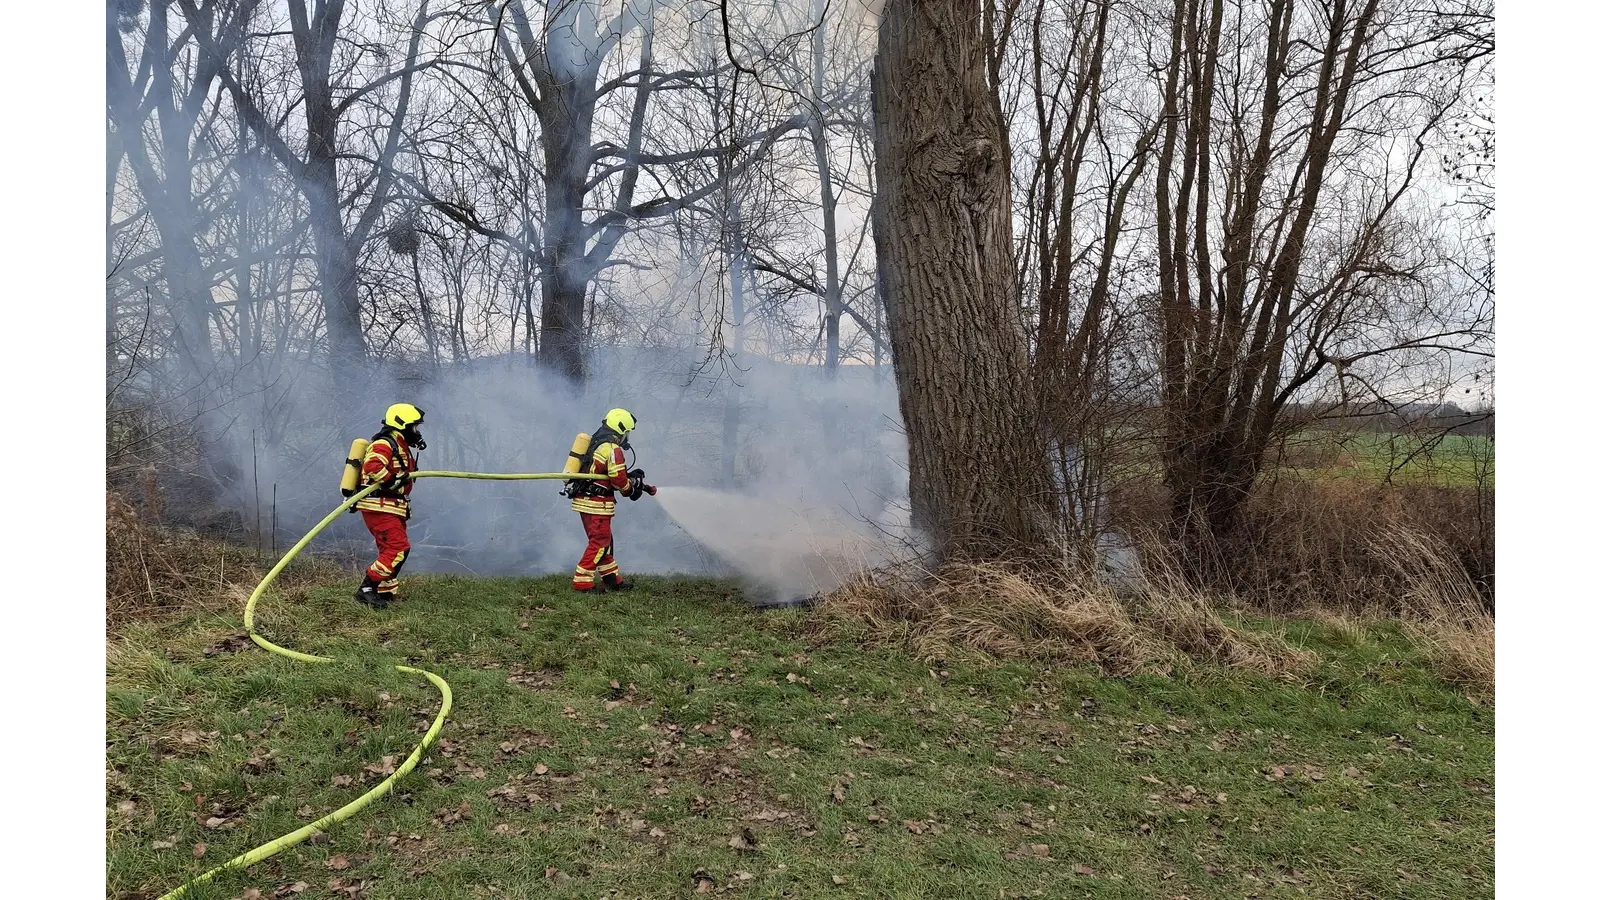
[
  {"left": 362, "top": 510, "right": 410, "bottom": 595},
  {"left": 573, "top": 513, "right": 622, "bottom": 590}
]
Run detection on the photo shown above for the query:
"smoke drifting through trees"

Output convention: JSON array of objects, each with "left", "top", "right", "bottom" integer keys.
[{"left": 108, "top": 0, "right": 1491, "bottom": 578}]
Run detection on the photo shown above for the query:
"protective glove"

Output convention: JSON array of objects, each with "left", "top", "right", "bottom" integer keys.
[
  {"left": 627, "top": 468, "right": 645, "bottom": 482},
  {"left": 626, "top": 482, "right": 644, "bottom": 501},
  {"left": 390, "top": 470, "right": 412, "bottom": 486}
]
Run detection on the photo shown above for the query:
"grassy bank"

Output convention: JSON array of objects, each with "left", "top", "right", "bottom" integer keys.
[{"left": 107, "top": 576, "right": 1493, "bottom": 899}]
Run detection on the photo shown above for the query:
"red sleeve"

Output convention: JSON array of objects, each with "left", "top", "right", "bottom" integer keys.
[{"left": 362, "top": 440, "right": 396, "bottom": 482}]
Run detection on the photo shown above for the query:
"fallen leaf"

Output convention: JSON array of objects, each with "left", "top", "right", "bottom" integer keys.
[
  {"left": 331, "top": 774, "right": 354, "bottom": 788},
  {"left": 534, "top": 763, "right": 549, "bottom": 776},
  {"left": 904, "top": 820, "right": 925, "bottom": 835},
  {"left": 237, "top": 890, "right": 263, "bottom": 900},
  {"left": 1074, "top": 864, "right": 1096, "bottom": 876},
  {"left": 832, "top": 875, "right": 847, "bottom": 885},
  {"left": 362, "top": 756, "right": 398, "bottom": 777},
  {"left": 192, "top": 842, "right": 208, "bottom": 858},
  {"left": 152, "top": 839, "right": 175, "bottom": 850},
  {"left": 830, "top": 781, "right": 848, "bottom": 803},
  {"left": 729, "top": 827, "right": 759, "bottom": 852},
  {"left": 204, "top": 816, "right": 228, "bottom": 829},
  {"left": 325, "top": 855, "right": 350, "bottom": 871}
]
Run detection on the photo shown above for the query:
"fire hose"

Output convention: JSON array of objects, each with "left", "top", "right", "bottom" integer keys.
[{"left": 159, "top": 470, "right": 606, "bottom": 900}]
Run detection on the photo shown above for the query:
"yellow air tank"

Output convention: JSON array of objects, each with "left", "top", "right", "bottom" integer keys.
[
  {"left": 563, "top": 432, "right": 592, "bottom": 475},
  {"left": 340, "top": 438, "right": 371, "bottom": 497}
]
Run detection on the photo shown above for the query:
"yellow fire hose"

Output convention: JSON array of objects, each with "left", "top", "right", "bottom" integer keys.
[{"left": 159, "top": 470, "right": 604, "bottom": 900}]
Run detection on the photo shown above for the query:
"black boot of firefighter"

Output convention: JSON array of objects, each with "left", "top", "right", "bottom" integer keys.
[
  {"left": 354, "top": 576, "right": 387, "bottom": 609},
  {"left": 603, "top": 574, "right": 633, "bottom": 592}
]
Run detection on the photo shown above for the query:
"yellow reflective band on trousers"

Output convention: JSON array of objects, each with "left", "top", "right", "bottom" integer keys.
[{"left": 158, "top": 469, "right": 606, "bottom": 900}]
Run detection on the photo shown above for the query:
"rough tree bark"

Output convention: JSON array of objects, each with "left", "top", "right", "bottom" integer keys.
[{"left": 873, "top": 0, "right": 1053, "bottom": 558}]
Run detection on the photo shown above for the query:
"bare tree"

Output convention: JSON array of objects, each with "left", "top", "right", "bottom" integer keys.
[
  {"left": 185, "top": 0, "right": 443, "bottom": 362},
  {"left": 1149, "top": 0, "right": 1485, "bottom": 554},
  {"left": 478, "top": 0, "right": 804, "bottom": 382}
]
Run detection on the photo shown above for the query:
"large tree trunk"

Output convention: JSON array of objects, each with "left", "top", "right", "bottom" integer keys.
[
  {"left": 536, "top": 67, "right": 599, "bottom": 383},
  {"left": 873, "top": 0, "right": 1053, "bottom": 558},
  {"left": 293, "top": 0, "right": 366, "bottom": 361},
  {"left": 302, "top": 163, "right": 366, "bottom": 360}
]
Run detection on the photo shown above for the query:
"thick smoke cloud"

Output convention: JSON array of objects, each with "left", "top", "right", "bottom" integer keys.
[{"left": 217, "top": 347, "right": 910, "bottom": 600}]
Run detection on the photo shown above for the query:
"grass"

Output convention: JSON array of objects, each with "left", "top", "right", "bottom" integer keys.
[
  {"left": 107, "top": 575, "right": 1493, "bottom": 900},
  {"left": 1281, "top": 432, "right": 1494, "bottom": 488}
]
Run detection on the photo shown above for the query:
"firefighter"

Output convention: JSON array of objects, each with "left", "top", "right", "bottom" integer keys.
[
  {"left": 569, "top": 407, "right": 655, "bottom": 592},
  {"left": 353, "top": 403, "right": 426, "bottom": 609}
]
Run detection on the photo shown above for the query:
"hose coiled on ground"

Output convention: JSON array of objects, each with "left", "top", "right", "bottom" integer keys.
[{"left": 159, "top": 471, "right": 600, "bottom": 899}]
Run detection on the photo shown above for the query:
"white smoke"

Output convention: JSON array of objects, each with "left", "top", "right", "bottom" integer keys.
[{"left": 215, "top": 346, "right": 911, "bottom": 598}]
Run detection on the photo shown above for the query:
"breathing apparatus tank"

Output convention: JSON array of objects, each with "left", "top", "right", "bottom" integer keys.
[
  {"left": 560, "top": 432, "right": 591, "bottom": 497},
  {"left": 563, "top": 432, "right": 592, "bottom": 476},
  {"left": 340, "top": 438, "right": 371, "bottom": 498}
]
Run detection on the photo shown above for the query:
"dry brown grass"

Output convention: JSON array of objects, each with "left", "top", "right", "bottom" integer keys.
[
  {"left": 813, "top": 552, "right": 1315, "bottom": 678},
  {"left": 1126, "top": 545, "right": 1316, "bottom": 676},
  {"left": 106, "top": 489, "right": 344, "bottom": 633},
  {"left": 1111, "top": 474, "right": 1493, "bottom": 616},
  {"left": 1370, "top": 526, "right": 1496, "bottom": 695}
]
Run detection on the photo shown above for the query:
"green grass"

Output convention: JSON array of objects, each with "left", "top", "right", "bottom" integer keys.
[
  {"left": 1282, "top": 431, "right": 1494, "bottom": 488},
  {"left": 108, "top": 576, "right": 1493, "bottom": 900}
]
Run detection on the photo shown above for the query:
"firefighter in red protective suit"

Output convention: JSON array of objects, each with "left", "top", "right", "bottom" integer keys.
[
  {"left": 568, "top": 407, "right": 655, "bottom": 592},
  {"left": 353, "top": 403, "right": 425, "bottom": 609}
]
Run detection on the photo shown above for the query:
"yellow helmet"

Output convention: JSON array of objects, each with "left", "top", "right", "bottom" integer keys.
[
  {"left": 384, "top": 402, "right": 425, "bottom": 430},
  {"left": 604, "top": 408, "right": 637, "bottom": 434}
]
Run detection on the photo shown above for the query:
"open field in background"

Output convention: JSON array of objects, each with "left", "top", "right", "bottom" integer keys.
[
  {"left": 1096, "top": 430, "right": 1493, "bottom": 490},
  {"left": 108, "top": 576, "right": 1492, "bottom": 900},
  {"left": 1279, "top": 432, "right": 1494, "bottom": 488}
]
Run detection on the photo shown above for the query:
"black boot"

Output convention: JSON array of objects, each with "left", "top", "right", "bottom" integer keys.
[
  {"left": 354, "top": 576, "right": 387, "bottom": 609},
  {"left": 603, "top": 575, "right": 633, "bottom": 592}
]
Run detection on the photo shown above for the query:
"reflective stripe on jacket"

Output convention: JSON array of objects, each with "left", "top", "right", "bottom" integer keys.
[
  {"left": 354, "top": 431, "right": 417, "bottom": 518},
  {"left": 569, "top": 440, "right": 634, "bottom": 516}
]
